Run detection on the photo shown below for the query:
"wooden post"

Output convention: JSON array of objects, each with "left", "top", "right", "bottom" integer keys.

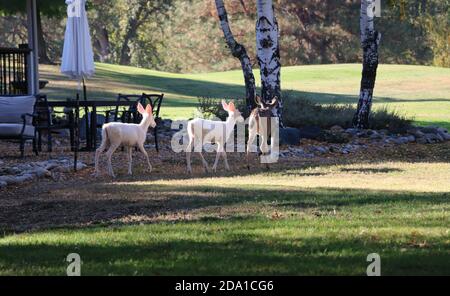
[{"left": 26, "top": 0, "right": 39, "bottom": 95}]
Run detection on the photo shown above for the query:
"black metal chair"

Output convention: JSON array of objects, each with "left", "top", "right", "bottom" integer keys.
[
  {"left": 34, "top": 96, "right": 76, "bottom": 152},
  {"left": 110, "top": 93, "right": 164, "bottom": 152},
  {"left": 143, "top": 93, "right": 164, "bottom": 152}
]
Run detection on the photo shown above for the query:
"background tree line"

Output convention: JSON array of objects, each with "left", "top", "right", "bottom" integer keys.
[{"left": 0, "top": 0, "right": 448, "bottom": 72}]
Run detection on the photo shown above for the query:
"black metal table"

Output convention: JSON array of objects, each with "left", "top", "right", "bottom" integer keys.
[{"left": 42, "top": 100, "right": 136, "bottom": 151}]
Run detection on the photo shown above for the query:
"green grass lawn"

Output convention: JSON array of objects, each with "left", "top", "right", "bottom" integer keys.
[
  {"left": 1, "top": 159, "right": 449, "bottom": 275},
  {"left": 40, "top": 63, "right": 450, "bottom": 129}
]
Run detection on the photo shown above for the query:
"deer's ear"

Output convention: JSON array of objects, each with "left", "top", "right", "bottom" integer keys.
[
  {"left": 221, "top": 100, "right": 229, "bottom": 111},
  {"left": 145, "top": 103, "right": 153, "bottom": 115},
  {"left": 228, "top": 101, "right": 236, "bottom": 112},
  {"left": 255, "top": 95, "right": 263, "bottom": 107},
  {"left": 137, "top": 103, "right": 145, "bottom": 115},
  {"left": 268, "top": 96, "right": 279, "bottom": 108}
]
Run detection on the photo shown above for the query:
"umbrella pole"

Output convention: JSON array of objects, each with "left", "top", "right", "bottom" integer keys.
[
  {"left": 74, "top": 92, "right": 80, "bottom": 171},
  {"left": 82, "top": 78, "right": 91, "bottom": 150}
]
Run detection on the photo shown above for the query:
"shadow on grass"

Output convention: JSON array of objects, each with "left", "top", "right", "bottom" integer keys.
[
  {"left": 0, "top": 219, "right": 449, "bottom": 275},
  {"left": 339, "top": 167, "right": 404, "bottom": 174},
  {"left": 1, "top": 179, "right": 449, "bottom": 234}
]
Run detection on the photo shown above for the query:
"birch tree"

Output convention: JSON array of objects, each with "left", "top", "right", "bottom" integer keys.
[
  {"left": 353, "top": 0, "right": 381, "bottom": 129},
  {"left": 215, "top": 0, "right": 257, "bottom": 112},
  {"left": 256, "top": 0, "right": 282, "bottom": 117}
]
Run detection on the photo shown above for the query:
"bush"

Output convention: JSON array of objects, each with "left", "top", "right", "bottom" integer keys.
[
  {"left": 197, "top": 97, "right": 248, "bottom": 121},
  {"left": 197, "top": 94, "right": 413, "bottom": 134},
  {"left": 282, "top": 93, "right": 412, "bottom": 133}
]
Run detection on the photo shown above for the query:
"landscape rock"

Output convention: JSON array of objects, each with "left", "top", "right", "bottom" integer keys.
[
  {"left": 280, "top": 127, "right": 301, "bottom": 145},
  {"left": 420, "top": 126, "right": 439, "bottom": 134},
  {"left": 0, "top": 180, "right": 6, "bottom": 188},
  {"left": 437, "top": 128, "right": 450, "bottom": 140},
  {"left": 370, "top": 131, "right": 383, "bottom": 140},
  {"left": 393, "top": 137, "right": 411, "bottom": 145},
  {"left": 319, "top": 130, "right": 350, "bottom": 143},
  {"left": 407, "top": 128, "right": 424, "bottom": 138},
  {"left": 344, "top": 128, "right": 359, "bottom": 136},
  {"left": 298, "top": 126, "right": 323, "bottom": 140},
  {"left": 416, "top": 137, "right": 427, "bottom": 144},
  {"left": 407, "top": 135, "right": 416, "bottom": 142},
  {"left": 424, "top": 133, "right": 442, "bottom": 143},
  {"left": 330, "top": 125, "right": 344, "bottom": 133},
  {"left": 0, "top": 158, "right": 87, "bottom": 188}
]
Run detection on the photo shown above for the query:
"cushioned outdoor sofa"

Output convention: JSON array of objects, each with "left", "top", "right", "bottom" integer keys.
[{"left": 0, "top": 95, "right": 38, "bottom": 157}]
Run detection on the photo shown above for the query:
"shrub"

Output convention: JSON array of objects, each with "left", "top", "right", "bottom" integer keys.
[
  {"left": 197, "top": 94, "right": 413, "bottom": 134},
  {"left": 197, "top": 97, "right": 248, "bottom": 121},
  {"left": 282, "top": 93, "right": 412, "bottom": 133}
]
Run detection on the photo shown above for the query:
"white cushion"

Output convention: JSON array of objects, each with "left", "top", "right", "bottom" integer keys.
[
  {"left": 0, "top": 124, "right": 35, "bottom": 137},
  {"left": 0, "top": 96, "right": 36, "bottom": 125}
]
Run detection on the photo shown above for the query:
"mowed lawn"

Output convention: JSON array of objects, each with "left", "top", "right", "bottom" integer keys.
[
  {"left": 40, "top": 63, "right": 450, "bottom": 129},
  {"left": 1, "top": 160, "right": 449, "bottom": 275}
]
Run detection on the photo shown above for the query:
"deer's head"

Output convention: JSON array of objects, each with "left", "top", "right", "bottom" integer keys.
[{"left": 222, "top": 100, "right": 244, "bottom": 123}]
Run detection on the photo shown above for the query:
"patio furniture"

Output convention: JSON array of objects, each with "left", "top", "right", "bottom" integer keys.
[
  {"left": 111, "top": 93, "right": 164, "bottom": 152},
  {"left": 34, "top": 96, "right": 76, "bottom": 152},
  {"left": 41, "top": 99, "right": 136, "bottom": 151},
  {"left": 0, "top": 95, "right": 38, "bottom": 157}
]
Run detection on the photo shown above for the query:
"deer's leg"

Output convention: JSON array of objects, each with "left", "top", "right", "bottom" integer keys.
[
  {"left": 246, "top": 131, "right": 257, "bottom": 170},
  {"left": 94, "top": 145, "right": 105, "bottom": 177},
  {"left": 105, "top": 143, "right": 120, "bottom": 178},
  {"left": 212, "top": 143, "right": 222, "bottom": 173},
  {"left": 193, "top": 135, "right": 209, "bottom": 173},
  {"left": 95, "top": 130, "right": 109, "bottom": 177},
  {"left": 259, "top": 134, "right": 270, "bottom": 170},
  {"left": 127, "top": 146, "right": 133, "bottom": 175},
  {"left": 222, "top": 151, "right": 230, "bottom": 171},
  {"left": 186, "top": 138, "right": 193, "bottom": 174},
  {"left": 138, "top": 144, "right": 152, "bottom": 173},
  {"left": 198, "top": 152, "right": 209, "bottom": 173}
]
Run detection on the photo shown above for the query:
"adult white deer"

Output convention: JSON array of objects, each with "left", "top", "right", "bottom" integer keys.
[
  {"left": 186, "top": 100, "right": 244, "bottom": 174},
  {"left": 94, "top": 103, "right": 156, "bottom": 178}
]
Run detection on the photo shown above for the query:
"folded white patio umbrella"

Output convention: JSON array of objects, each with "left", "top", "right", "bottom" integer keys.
[
  {"left": 61, "top": 0, "right": 95, "bottom": 82},
  {"left": 60, "top": 0, "right": 95, "bottom": 170}
]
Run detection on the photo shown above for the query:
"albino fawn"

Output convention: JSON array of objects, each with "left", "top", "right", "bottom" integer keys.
[
  {"left": 95, "top": 103, "right": 156, "bottom": 177},
  {"left": 186, "top": 100, "right": 244, "bottom": 174},
  {"left": 247, "top": 96, "right": 279, "bottom": 170}
]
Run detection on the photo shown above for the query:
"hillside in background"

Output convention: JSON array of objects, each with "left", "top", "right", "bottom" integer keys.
[{"left": 1, "top": 0, "right": 448, "bottom": 72}]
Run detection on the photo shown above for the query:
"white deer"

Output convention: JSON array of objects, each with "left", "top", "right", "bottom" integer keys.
[
  {"left": 94, "top": 103, "right": 156, "bottom": 177},
  {"left": 186, "top": 100, "right": 244, "bottom": 174}
]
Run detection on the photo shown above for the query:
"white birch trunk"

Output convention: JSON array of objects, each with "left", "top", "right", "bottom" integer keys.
[
  {"left": 256, "top": 0, "right": 282, "bottom": 118},
  {"left": 215, "top": 0, "right": 257, "bottom": 112},
  {"left": 353, "top": 0, "right": 381, "bottom": 129}
]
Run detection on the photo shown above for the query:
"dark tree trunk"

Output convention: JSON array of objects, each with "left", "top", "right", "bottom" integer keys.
[
  {"left": 215, "top": 0, "right": 257, "bottom": 113},
  {"left": 353, "top": 0, "right": 381, "bottom": 129},
  {"left": 36, "top": 5, "right": 52, "bottom": 64},
  {"left": 119, "top": 21, "right": 138, "bottom": 65},
  {"left": 93, "top": 26, "right": 111, "bottom": 62},
  {"left": 256, "top": 0, "right": 282, "bottom": 118}
]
